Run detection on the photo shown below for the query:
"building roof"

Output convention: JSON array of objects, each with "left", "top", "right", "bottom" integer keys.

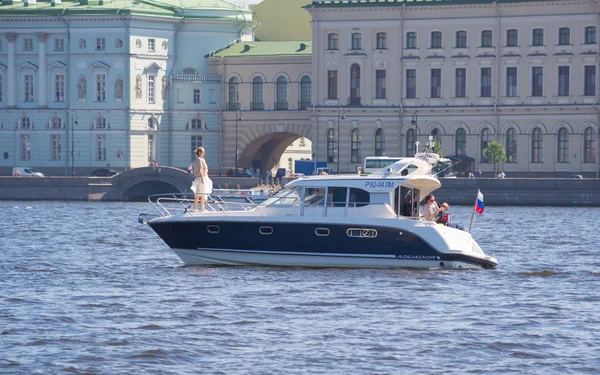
[
  {"left": 211, "top": 40, "right": 312, "bottom": 57},
  {"left": 0, "top": 0, "right": 247, "bottom": 18},
  {"left": 307, "top": 0, "right": 548, "bottom": 8}
]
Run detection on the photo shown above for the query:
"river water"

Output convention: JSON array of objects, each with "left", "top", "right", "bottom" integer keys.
[{"left": 0, "top": 202, "right": 598, "bottom": 374}]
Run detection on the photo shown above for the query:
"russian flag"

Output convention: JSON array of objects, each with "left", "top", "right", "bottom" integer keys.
[{"left": 475, "top": 191, "right": 485, "bottom": 214}]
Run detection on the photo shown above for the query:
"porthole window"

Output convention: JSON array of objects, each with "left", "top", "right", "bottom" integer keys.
[
  {"left": 315, "top": 228, "right": 330, "bottom": 236},
  {"left": 207, "top": 225, "right": 220, "bottom": 234},
  {"left": 346, "top": 228, "right": 377, "bottom": 238},
  {"left": 259, "top": 226, "right": 273, "bottom": 235}
]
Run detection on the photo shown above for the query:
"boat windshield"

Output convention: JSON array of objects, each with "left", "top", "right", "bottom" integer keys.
[{"left": 258, "top": 187, "right": 301, "bottom": 206}]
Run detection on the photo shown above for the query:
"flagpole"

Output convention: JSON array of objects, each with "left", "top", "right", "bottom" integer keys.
[{"left": 468, "top": 189, "right": 479, "bottom": 233}]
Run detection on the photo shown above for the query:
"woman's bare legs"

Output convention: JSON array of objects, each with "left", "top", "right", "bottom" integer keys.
[
  {"left": 193, "top": 194, "right": 200, "bottom": 211},
  {"left": 200, "top": 195, "right": 206, "bottom": 211}
]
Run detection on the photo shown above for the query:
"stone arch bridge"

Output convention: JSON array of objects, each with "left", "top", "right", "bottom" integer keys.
[{"left": 106, "top": 166, "right": 193, "bottom": 201}]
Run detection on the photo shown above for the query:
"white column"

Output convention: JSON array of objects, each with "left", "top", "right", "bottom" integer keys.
[
  {"left": 7, "top": 33, "right": 17, "bottom": 108},
  {"left": 38, "top": 32, "right": 48, "bottom": 107}
]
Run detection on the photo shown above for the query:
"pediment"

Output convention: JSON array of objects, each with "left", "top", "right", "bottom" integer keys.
[
  {"left": 89, "top": 61, "right": 110, "bottom": 70},
  {"left": 49, "top": 61, "right": 67, "bottom": 70},
  {"left": 18, "top": 62, "right": 38, "bottom": 70},
  {"left": 145, "top": 62, "right": 161, "bottom": 72}
]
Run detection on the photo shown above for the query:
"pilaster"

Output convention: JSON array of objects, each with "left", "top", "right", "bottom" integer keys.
[
  {"left": 38, "top": 32, "right": 48, "bottom": 108},
  {"left": 6, "top": 33, "right": 17, "bottom": 108}
]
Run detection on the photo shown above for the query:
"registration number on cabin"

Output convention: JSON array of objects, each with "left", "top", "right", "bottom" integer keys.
[{"left": 365, "top": 181, "right": 395, "bottom": 189}]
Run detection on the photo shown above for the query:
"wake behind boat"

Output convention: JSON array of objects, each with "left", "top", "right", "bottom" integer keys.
[{"left": 141, "top": 154, "right": 498, "bottom": 270}]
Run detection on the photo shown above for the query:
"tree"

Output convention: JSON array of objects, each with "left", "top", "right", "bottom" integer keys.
[
  {"left": 432, "top": 141, "right": 443, "bottom": 157},
  {"left": 484, "top": 140, "right": 506, "bottom": 176}
]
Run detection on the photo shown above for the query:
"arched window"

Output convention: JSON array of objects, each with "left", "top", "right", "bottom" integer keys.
[
  {"left": 327, "top": 128, "right": 337, "bottom": 163},
  {"left": 350, "top": 64, "right": 361, "bottom": 105},
  {"left": 251, "top": 76, "right": 263, "bottom": 110},
  {"left": 455, "top": 128, "right": 466, "bottom": 156},
  {"left": 299, "top": 76, "right": 312, "bottom": 109},
  {"left": 94, "top": 117, "right": 108, "bottom": 129},
  {"left": 148, "top": 117, "right": 158, "bottom": 129},
  {"left": 50, "top": 117, "right": 62, "bottom": 129},
  {"left": 456, "top": 30, "right": 467, "bottom": 48},
  {"left": 375, "top": 128, "right": 385, "bottom": 156},
  {"left": 481, "top": 128, "right": 491, "bottom": 162},
  {"left": 585, "top": 26, "right": 597, "bottom": 44},
  {"left": 406, "top": 129, "right": 416, "bottom": 157},
  {"left": 228, "top": 77, "right": 239, "bottom": 110},
  {"left": 532, "top": 28, "right": 544, "bottom": 46},
  {"left": 505, "top": 128, "right": 517, "bottom": 162},
  {"left": 182, "top": 67, "right": 199, "bottom": 75},
  {"left": 558, "top": 27, "right": 570, "bottom": 45},
  {"left": 481, "top": 30, "right": 492, "bottom": 47},
  {"left": 189, "top": 119, "right": 202, "bottom": 130},
  {"left": 431, "top": 31, "right": 442, "bottom": 48},
  {"left": 351, "top": 33, "right": 362, "bottom": 50},
  {"left": 431, "top": 128, "right": 440, "bottom": 143},
  {"left": 406, "top": 32, "right": 417, "bottom": 49},
  {"left": 20, "top": 117, "right": 32, "bottom": 129},
  {"left": 351, "top": 128, "right": 361, "bottom": 163},
  {"left": 275, "top": 76, "right": 288, "bottom": 110},
  {"left": 532, "top": 127, "right": 543, "bottom": 163},
  {"left": 506, "top": 29, "right": 518, "bottom": 47},
  {"left": 584, "top": 127, "right": 597, "bottom": 163},
  {"left": 557, "top": 127, "right": 569, "bottom": 163}
]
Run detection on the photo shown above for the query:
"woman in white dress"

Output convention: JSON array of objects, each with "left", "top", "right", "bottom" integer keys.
[{"left": 192, "top": 147, "right": 213, "bottom": 211}]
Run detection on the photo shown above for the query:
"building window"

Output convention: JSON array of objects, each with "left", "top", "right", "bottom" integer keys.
[
  {"left": 456, "top": 31, "right": 467, "bottom": 48},
  {"left": 24, "top": 74, "right": 34, "bottom": 102},
  {"left": 376, "top": 32, "right": 387, "bottom": 49},
  {"left": 51, "top": 134, "right": 61, "bottom": 161},
  {"left": 585, "top": 26, "right": 597, "bottom": 44},
  {"left": 190, "top": 119, "right": 202, "bottom": 129},
  {"left": 50, "top": 117, "right": 62, "bottom": 129},
  {"left": 96, "top": 134, "right": 107, "bottom": 161},
  {"left": 532, "top": 127, "right": 543, "bottom": 163},
  {"left": 481, "top": 67, "right": 492, "bottom": 97},
  {"left": 351, "top": 128, "right": 361, "bottom": 163},
  {"left": 507, "top": 29, "right": 518, "bottom": 47},
  {"left": 148, "top": 135, "right": 155, "bottom": 163},
  {"left": 431, "top": 128, "right": 440, "bottom": 145},
  {"left": 557, "top": 127, "right": 569, "bottom": 163},
  {"left": 21, "top": 134, "right": 31, "bottom": 161},
  {"left": 406, "top": 32, "right": 417, "bottom": 49},
  {"left": 228, "top": 77, "right": 240, "bottom": 110},
  {"left": 94, "top": 117, "right": 107, "bottom": 129},
  {"left": 24, "top": 38, "right": 33, "bottom": 51},
  {"left": 506, "top": 67, "right": 518, "bottom": 97},
  {"left": 430, "top": 69, "right": 441, "bottom": 98},
  {"left": 532, "top": 67, "right": 543, "bottom": 97},
  {"left": 95, "top": 74, "right": 106, "bottom": 102},
  {"left": 327, "top": 70, "right": 338, "bottom": 99},
  {"left": 455, "top": 68, "right": 466, "bottom": 98},
  {"left": 585, "top": 66, "right": 596, "bottom": 96},
  {"left": 406, "top": 129, "right": 416, "bottom": 157},
  {"left": 148, "top": 118, "right": 158, "bottom": 129},
  {"left": 481, "top": 128, "right": 491, "bottom": 162},
  {"left": 351, "top": 33, "right": 362, "bottom": 50},
  {"left": 558, "top": 27, "right": 570, "bottom": 45},
  {"left": 481, "top": 30, "right": 493, "bottom": 47},
  {"left": 300, "top": 76, "right": 312, "bottom": 109},
  {"left": 584, "top": 127, "right": 597, "bottom": 163},
  {"left": 252, "top": 76, "right": 264, "bottom": 110},
  {"left": 558, "top": 66, "right": 569, "bottom": 97},
  {"left": 193, "top": 89, "right": 200, "bottom": 104},
  {"left": 327, "top": 128, "right": 337, "bottom": 163},
  {"left": 431, "top": 31, "right": 442, "bottom": 48},
  {"left": 275, "top": 76, "right": 288, "bottom": 110},
  {"left": 96, "top": 38, "right": 105, "bottom": 51},
  {"left": 456, "top": 128, "right": 467, "bottom": 156},
  {"left": 20, "top": 117, "right": 32, "bottom": 129},
  {"left": 55, "top": 74, "right": 65, "bottom": 102},
  {"left": 147, "top": 75, "right": 155, "bottom": 103},
  {"left": 328, "top": 33, "right": 338, "bottom": 50},
  {"left": 375, "top": 128, "right": 385, "bottom": 156},
  {"left": 375, "top": 70, "right": 386, "bottom": 99},
  {"left": 350, "top": 64, "right": 361, "bottom": 103},
  {"left": 532, "top": 28, "right": 544, "bottom": 46},
  {"left": 406, "top": 69, "right": 416, "bottom": 99},
  {"left": 54, "top": 38, "right": 64, "bottom": 51},
  {"left": 148, "top": 38, "right": 155, "bottom": 52},
  {"left": 116, "top": 39, "right": 123, "bottom": 48},
  {"left": 506, "top": 128, "right": 517, "bottom": 162}
]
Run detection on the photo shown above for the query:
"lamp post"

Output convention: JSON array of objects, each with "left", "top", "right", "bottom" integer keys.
[
  {"left": 235, "top": 110, "right": 243, "bottom": 174},
  {"left": 410, "top": 111, "right": 419, "bottom": 153},
  {"left": 337, "top": 107, "right": 346, "bottom": 174},
  {"left": 71, "top": 117, "right": 80, "bottom": 176}
]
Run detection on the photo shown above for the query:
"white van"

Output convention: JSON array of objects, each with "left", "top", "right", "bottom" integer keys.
[{"left": 12, "top": 167, "right": 44, "bottom": 177}]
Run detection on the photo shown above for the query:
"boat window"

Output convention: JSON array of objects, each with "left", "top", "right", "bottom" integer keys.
[
  {"left": 315, "top": 228, "right": 330, "bottom": 236},
  {"left": 259, "top": 187, "right": 300, "bottom": 206},
  {"left": 259, "top": 226, "right": 273, "bottom": 235},
  {"left": 304, "top": 188, "right": 326, "bottom": 206},
  {"left": 327, "top": 187, "right": 347, "bottom": 207},
  {"left": 207, "top": 225, "right": 220, "bottom": 234},
  {"left": 400, "top": 164, "right": 419, "bottom": 176},
  {"left": 349, "top": 188, "right": 370, "bottom": 207},
  {"left": 400, "top": 187, "right": 418, "bottom": 217}
]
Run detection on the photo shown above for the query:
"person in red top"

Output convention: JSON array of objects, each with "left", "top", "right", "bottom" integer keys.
[{"left": 436, "top": 203, "right": 450, "bottom": 225}]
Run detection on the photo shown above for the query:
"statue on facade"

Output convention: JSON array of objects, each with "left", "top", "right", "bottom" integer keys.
[
  {"left": 162, "top": 76, "right": 167, "bottom": 101},
  {"left": 115, "top": 78, "right": 123, "bottom": 99},
  {"left": 135, "top": 75, "right": 142, "bottom": 99},
  {"left": 77, "top": 76, "right": 87, "bottom": 99}
]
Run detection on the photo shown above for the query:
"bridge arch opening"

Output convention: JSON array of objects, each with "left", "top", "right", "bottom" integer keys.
[
  {"left": 124, "top": 180, "right": 181, "bottom": 202},
  {"left": 238, "top": 133, "right": 313, "bottom": 175}
]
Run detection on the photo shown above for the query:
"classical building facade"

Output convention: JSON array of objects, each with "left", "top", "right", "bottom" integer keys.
[
  {"left": 305, "top": 0, "right": 599, "bottom": 176},
  {"left": 0, "top": 0, "right": 255, "bottom": 176}
]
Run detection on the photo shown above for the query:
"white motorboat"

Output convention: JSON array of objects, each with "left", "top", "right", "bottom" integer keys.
[{"left": 142, "top": 154, "right": 498, "bottom": 270}]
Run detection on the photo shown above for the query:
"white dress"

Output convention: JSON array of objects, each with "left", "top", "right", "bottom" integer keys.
[{"left": 191, "top": 158, "right": 213, "bottom": 195}]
